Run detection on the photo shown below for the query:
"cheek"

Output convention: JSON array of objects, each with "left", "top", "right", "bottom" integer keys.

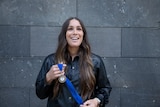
[
  {"left": 65, "top": 36, "right": 69, "bottom": 43},
  {"left": 80, "top": 36, "right": 83, "bottom": 42},
  {"left": 80, "top": 34, "right": 84, "bottom": 41},
  {"left": 65, "top": 33, "right": 69, "bottom": 40}
]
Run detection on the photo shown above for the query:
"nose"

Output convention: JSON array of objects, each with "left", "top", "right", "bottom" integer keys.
[{"left": 73, "top": 29, "right": 78, "bottom": 34}]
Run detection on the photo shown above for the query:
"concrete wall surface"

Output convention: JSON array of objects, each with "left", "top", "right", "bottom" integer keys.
[{"left": 0, "top": 0, "right": 160, "bottom": 107}]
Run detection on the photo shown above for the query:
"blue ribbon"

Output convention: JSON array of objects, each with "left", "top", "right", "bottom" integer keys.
[
  {"left": 58, "top": 64, "right": 83, "bottom": 105},
  {"left": 65, "top": 78, "right": 83, "bottom": 105},
  {"left": 58, "top": 64, "right": 63, "bottom": 71}
]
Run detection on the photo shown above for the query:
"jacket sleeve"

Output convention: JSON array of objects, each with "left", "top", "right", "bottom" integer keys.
[
  {"left": 35, "top": 55, "right": 54, "bottom": 99},
  {"left": 94, "top": 56, "right": 112, "bottom": 107}
]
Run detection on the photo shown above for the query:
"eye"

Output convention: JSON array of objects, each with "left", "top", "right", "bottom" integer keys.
[
  {"left": 67, "top": 27, "right": 73, "bottom": 31},
  {"left": 77, "top": 27, "right": 82, "bottom": 31}
]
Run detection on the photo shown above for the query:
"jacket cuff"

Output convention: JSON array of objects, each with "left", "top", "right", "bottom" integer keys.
[{"left": 96, "top": 94, "right": 104, "bottom": 107}]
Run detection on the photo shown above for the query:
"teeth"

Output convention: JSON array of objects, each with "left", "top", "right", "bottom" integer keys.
[{"left": 71, "top": 37, "right": 78, "bottom": 40}]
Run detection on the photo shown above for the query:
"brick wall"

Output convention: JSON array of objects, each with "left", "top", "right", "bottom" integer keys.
[{"left": 0, "top": 0, "right": 160, "bottom": 107}]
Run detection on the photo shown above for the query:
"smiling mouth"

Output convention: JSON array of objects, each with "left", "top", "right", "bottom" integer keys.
[{"left": 71, "top": 37, "right": 79, "bottom": 40}]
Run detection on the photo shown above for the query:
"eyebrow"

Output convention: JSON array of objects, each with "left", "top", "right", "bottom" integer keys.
[{"left": 68, "top": 25, "right": 82, "bottom": 28}]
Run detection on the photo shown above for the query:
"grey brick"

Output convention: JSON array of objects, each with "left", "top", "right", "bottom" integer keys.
[
  {"left": 87, "top": 28, "right": 121, "bottom": 57},
  {"left": 30, "top": 27, "right": 60, "bottom": 56},
  {"left": 30, "top": 88, "right": 47, "bottom": 107},
  {"left": 122, "top": 28, "right": 160, "bottom": 57},
  {"left": 78, "top": 0, "right": 160, "bottom": 27},
  {"left": 0, "top": 26, "right": 30, "bottom": 57},
  {"left": 0, "top": 57, "right": 44, "bottom": 88},
  {"left": 102, "top": 58, "right": 160, "bottom": 88},
  {"left": 106, "top": 88, "right": 120, "bottom": 107},
  {"left": 0, "top": 88, "right": 29, "bottom": 107},
  {"left": 121, "top": 88, "right": 160, "bottom": 107},
  {"left": 0, "top": 0, "right": 76, "bottom": 26}
]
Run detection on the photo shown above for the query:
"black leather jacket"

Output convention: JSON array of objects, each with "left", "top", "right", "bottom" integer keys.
[{"left": 35, "top": 53, "right": 112, "bottom": 107}]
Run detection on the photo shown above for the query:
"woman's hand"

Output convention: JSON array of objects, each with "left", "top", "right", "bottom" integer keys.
[
  {"left": 46, "top": 64, "right": 66, "bottom": 85},
  {"left": 80, "top": 98, "right": 100, "bottom": 107}
]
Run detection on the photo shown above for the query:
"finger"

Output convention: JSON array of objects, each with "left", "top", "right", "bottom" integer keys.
[
  {"left": 51, "top": 65, "right": 59, "bottom": 71},
  {"left": 53, "top": 70, "right": 64, "bottom": 75},
  {"left": 52, "top": 71, "right": 64, "bottom": 79},
  {"left": 80, "top": 105, "right": 86, "bottom": 107},
  {"left": 83, "top": 101, "right": 91, "bottom": 106}
]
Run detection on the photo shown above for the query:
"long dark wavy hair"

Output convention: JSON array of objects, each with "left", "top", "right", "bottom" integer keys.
[{"left": 53, "top": 17, "right": 96, "bottom": 99}]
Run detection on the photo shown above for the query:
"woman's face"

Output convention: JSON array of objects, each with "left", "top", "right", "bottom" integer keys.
[{"left": 66, "top": 19, "right": 84, "bottom": 49}]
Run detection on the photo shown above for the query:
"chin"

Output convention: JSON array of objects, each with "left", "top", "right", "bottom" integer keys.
[{"left": 70, "top": 44, "right": 81, "bottom": 48}]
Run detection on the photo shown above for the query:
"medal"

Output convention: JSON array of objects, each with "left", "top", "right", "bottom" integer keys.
[
  {"left": 58, "top": 64, "right": 66, "bottom": 83},
  {"left": 58, "top": 75, "right": 66, "bottom": 83}
]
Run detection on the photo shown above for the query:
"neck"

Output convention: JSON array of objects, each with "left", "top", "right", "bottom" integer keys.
[{"left": 68, "top": 47, "right": 79, "bottom": 60}]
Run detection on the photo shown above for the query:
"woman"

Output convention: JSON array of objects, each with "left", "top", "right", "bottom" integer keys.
[{"left": 35, "top": 17, "right": 112, "bottom": 107}]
